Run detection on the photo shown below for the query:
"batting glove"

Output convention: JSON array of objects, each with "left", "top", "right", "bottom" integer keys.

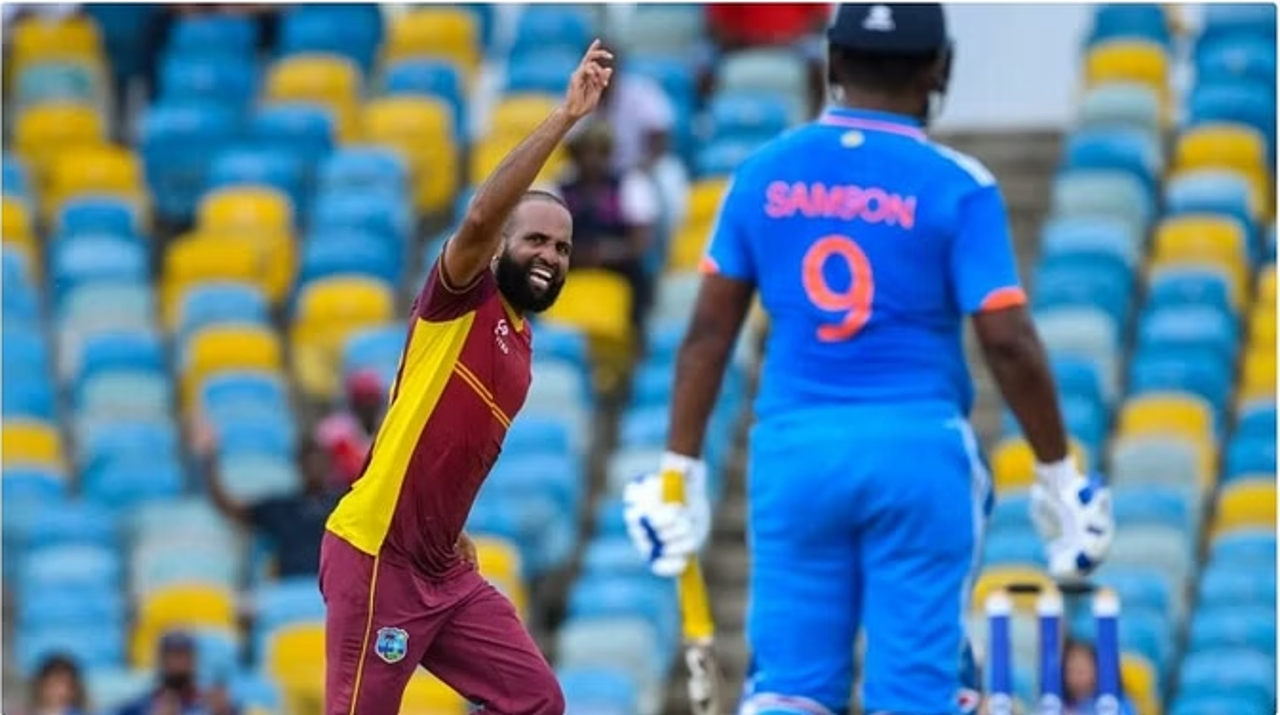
[
  {"left": 1029, "top": 457, "right": 1114, "bottom": 583},
  {"left": 622, "top": 451, "right": 711, "bottom": 578}
]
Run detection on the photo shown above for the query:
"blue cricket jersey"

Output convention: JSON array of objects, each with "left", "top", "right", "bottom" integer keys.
[{"left": 703, "top": 107, "right": 1027, "bottom": 420}]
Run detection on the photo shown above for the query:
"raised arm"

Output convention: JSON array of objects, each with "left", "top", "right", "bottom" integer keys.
[
  {"left": 190, "top": 418, "right": 250, "bottom": 525},
  {"left": 442, "top": 40, "right": 613, "bottom": 288}
]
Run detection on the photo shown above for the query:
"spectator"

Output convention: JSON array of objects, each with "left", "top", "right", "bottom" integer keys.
[
  {"left": 701, "top": 3, "right": 833, "bottom": 115},
  {"left": 23, "top": 654, "right": 88, "bottom": 715},
  {"left": 195, "top": 422, "right": 344, "bottom": 579},
  {"left": 594, "top": 44, "right": 676, "bottom": 175},
  {"left": 314, "top": 370, "right": 384, "bottom": 485},
  {"left": 1063, "top": 638, "right": 1136, "bottom": 715},
  {"left": 116, "top": 632, "right": 237, "bottom": 715},
  {"left": 558, "top": 120, "right": 662, "bottom": 336}
]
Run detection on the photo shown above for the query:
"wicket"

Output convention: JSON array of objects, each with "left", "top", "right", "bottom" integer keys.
[{"left": 985, "top": 583, "right": 1124, "bottom": 715}]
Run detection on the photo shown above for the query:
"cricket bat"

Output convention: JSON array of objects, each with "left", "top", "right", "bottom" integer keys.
[{"left": 662, "top": 470, "right": 723, "bottom": 715}]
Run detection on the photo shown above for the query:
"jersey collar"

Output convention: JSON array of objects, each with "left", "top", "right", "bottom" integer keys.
[{"left": 819, "top": 107, "right": 927, "bottom": 141}]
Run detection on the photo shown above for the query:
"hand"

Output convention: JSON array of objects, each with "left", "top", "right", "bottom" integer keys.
[
  {"left": 188, "top": 413, "right": 218, "bottom": 461},
  {"left": 456, "top": 531, "right": 478, "bottom": 568},
  {"left": 622, "top": 452, "right": 711, "bottom": 578},
  {"left": 1029, "top": 459, "right": 1114, "bottom": 582},
  {"left": 563, "top": 39, "right": 614, "bottom": 121}
]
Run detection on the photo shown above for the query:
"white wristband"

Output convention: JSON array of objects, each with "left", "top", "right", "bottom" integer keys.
[
  {"left": 661, "top": 450, "right": 703, "bottom": 477},
  {"left": 1035, "top": 456, "right": 1078, "bottom": 490}
]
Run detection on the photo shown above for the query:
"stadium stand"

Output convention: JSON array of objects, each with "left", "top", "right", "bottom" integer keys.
[{"left": 1, "top": 4, "right": 1274, "bottom": 715}]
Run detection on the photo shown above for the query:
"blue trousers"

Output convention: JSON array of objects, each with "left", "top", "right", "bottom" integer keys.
[{"left": 741, "top": 404, "right": 992, "bottom": 715}]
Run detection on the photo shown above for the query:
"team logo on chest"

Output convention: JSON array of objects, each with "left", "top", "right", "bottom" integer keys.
[
  {"left": 494, "top": 318, "right": 511, "bottom": 355},
  {"left": 374, "top": 626, "right": 409, "bottom": 664}
]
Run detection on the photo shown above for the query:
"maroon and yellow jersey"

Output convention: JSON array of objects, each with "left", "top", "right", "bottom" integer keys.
[{"left": 325, "top": 258, "right": 533, "bottom": 577}]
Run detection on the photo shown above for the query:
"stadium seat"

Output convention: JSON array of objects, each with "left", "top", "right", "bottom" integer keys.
[
  {"left": 1211, "top": 480, "right": 1276, "bottom": 537},
  {"left": 263, "top": 53, "right": 361, "bottom": 143},
  {"left": 1195, "top": 33, "right": 1277, "bottom": 88},
  {"left": 291, "top": 276, "right": 397, "bottom": 399},
  {"left": 139, "top": 102, "right": 239, "bottom": 223},
  {"left": 400, "top": 673, "right": 468, "bottom": 715},
  {"left": 2, "top": 421, "right": 65, "bottom": 470},
  {"left": 183, "top": 326, "right": 283, "bottom": 407},
  {"left": 382, "top": 59, "right": 467, "bottom": 136},
  {"left": 990, "top": 437, "right": 1088, "bottom": 492},
  {"left": 382, "top": 8, "right": 481, "bottom": 82},
  {"left": 131, "top": 584, "right": 237, "bottom": 665},
  {"left": 361, "top": 96, "right": 459, "bottom": 214},
  {"left": 1087, "top": 4, "right": 1171, "bottom": 48},
  {"left": 264, "top": 622, "right": 326, "bottom": 713},
  {"left": 249, "top": 103, "right": 337, "bottom": 165},
  {"left": 716, "top": 48, "right": 808, "bottom": 119},
  {"left": 1199, "top": 562, "right": 1277, "bottom": 607},
  {"left": 158, "top": 52, "right": 258, "bottom": 108},
  {"left": 1120, "top": 653, "right": 1160, "bottom": 715},
  {"left": 1174, "top": 122, "right": 1267, "bottom": 175},
  {"left": 1084, "top": 40, "right": 1169, "bottom": 96},
  {"left": 1176, "top": 649, "right": 1275, "bottom": 710},
  {"left": 625, "top": 5, "right": 706, "bottom": 57},
  {"left": 1188, "top": 604, "right": 1276, "bottom": 654},
  {"left": 44, "top": 144, "right": 145, "bottom": 219},
  {"left": 165, "top": 13, "right": 258, "bottom": 56},
  {"left": 55, "top": 194, "right": 144, "bottom": 239},
  {"left": 278, "top": 4, "right": 383, "bottom": 76},
  {"left": 207, "top": 146, "right": 309, "bottom": 215},
  {"left": 10, "top": 14, "right": 104, "bottom": 73},
  {"left": 318, "top": 146, "right": 410, "bottom": 195},
  {"left": 1050, "top": 170, "right": 1153, "bottom": 239}
]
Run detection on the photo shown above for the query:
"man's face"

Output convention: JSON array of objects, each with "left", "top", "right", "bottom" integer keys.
[{"left": 495, "top": 200, "right": 573, "bottom": 314}]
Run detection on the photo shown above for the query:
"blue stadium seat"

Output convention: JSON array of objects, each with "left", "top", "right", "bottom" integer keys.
[
  {"left": 207, "top": 146, "right": 308, "bottom": 213},
  {"left": 1209, "top": 529, "right": 1275, "bottom": 566},
  {"left": 695, "top": 137, "right": 765, "bottom": 178},
  {"left": 18, "top": 586, "right": 124, "bottom": 629},
  {"left": 556, "top": 617, "right": 668, "bottom": 709},
  {"left": 1112, "top": 485, "right": 1195, "bottom": 534},
  {"left": 248, "top": 103, "right": 337, "bottom": 164},
  {"left": 1224, "top": 433, "right": 1276, "bottom": 482},
  {"left": 298, "top": 230, "right": 400, "bottom": 287},
  {"left": 230, "top": 671, "right": 281, "bottom": 713},
  {"left": 1050, "top": 170, "right": 1153, "bottom": 238},
  {"left": 277, "top": 4, "right": 383, "bottom": 74},
  {"left": 1136, "top": 305, "right": 1238, "bottom": 363},
  {"left": 55, "top": 196, "right": 143, "bottom": 240},
  {"left": 2, "top": 377, "right": 54, "bottom": 421},
  {"left": 2, "top": 282, "right": 39, "bottom": 326},
  {"left": 82, "top": 458, "right": 185, "bottom": 512},
  {"left": 468, "top": 495, "right": 523, "bottom": 544},
  {"left": 505, "top": 49, "right": 578, "bottom": 95},
  {"left": 3, "top": 154, "right": 30, "bottom": 203},
  {"left": 50, "top": 236, "right": 149, "bottom": 300},
  {"left": 1146, "top": 266, "right": 1235, "bottom": 318},
  {"left": 559, "top": 666, "right": 639, "bottom": 714},
  {"left": 511, "top": 6, "right": 594, "bottom": 57},
  {"left": 21, "top": 544, "right": 122, "bottom": 594},
  {"left": 1051, "top": 355, "right": 1105, "bottom": 408},
  {"left": 708, "top": 92, "right": 793, "bottom": 144},
  {"left": 342, "top": 325, "right": 404, "bottom": 377},
  {"left": 982, "top": 530, "right": 1044, "bottom": 567},
  {"left": 215, "top": 415, "right": 298, "bottom": 459},
  {"left": 1199, "top": 561, "right": 1277, "bottom": 607},
  {"left": 1115, "top": 608, "right": 1175, "bottom": 674},
  {"left": 1163, "top": 170, "right": 1257, "bottom": 258},
  {"left": 581, "top": 536, "right": 653, "bottom": 581},
  {"left": 158, "top": 53, "right": 259, "bottom": 108},
  {"left": 1127, "top": 348, "right": 1232, "bottom": 417},
  {"left": 530, "top": 324, "right": 590, "bottom": 369},
  {"left": 1032, "top": 254, "right": 1133, "bottom": 328},
  {"left": 1098, "top": 568, "right": 1173, "bottom": 616},
  {"left": 317, "top": 146, "right": 409, "bottom": 195},
  {"left": 1195, "top": 34, "right": 1277, "bottom": 89},
  {"left": 79, "top": 421, "right": 180, "bottom": 469},
  {"left": 140, "top": 102, "right": 241, "bottom": 222},
  {"left": 1185, "top": 81, "right": 1277, "bottom": 156},
  {"left": 130, "top": 542, "right": 241, "bottom": 596},
  {"left": 1170, "top": 693, "right": 1270, "bottom": 715},
  {"left": 2, "top": 468, "right": 66, "bottom": 504},
  {"left": 309, "top": 191, "right": 412, "bottom": 247},
  {"left": 16, "top": 501, "right": 118, "bottom": 551},
  {"left": 1188, "top": 604, "right": 1276, "bottom": 654},
  {"left": 382, "top": 59, "right": 467, "bottom": 135},
  {"left": 1062, "top": 128, "right": 1161, "bottom": 194},
  {"left": 188, "top": 629, "right": 240, "bottom": 686},
  {"left": 17, "top": 623, "right": 125, "bottom": 675},
  {"left": 218, "top": 454, "right": 300, "bottom": 502},
  {"left": 629, "top": 360, "right": 675, "bottom": 410},
  {"left": 76, "top": 331, "right": 166, "bottom": 386},
  {"left": 166, "top": 13, "right": 259, "bottom": 56},
  {"left": 1177, "top": 649, "right": 1275, "bottom": 708},
  {"left": 77, "top": 371, "right": 172, "bottom": 420},
  {"left": 1039, "top": 216, "right": 1140, "bottom": 268},
  {"left": 568, "top": 577, "right": 678, "bottom": 647},
  {"left": 1235, "top": 403, "right": 1276, "bottom": 440},
  {"left": 1087, "top": 4, "right": 1171, "bottom": 48},
  {"left": 59, "top": 282, "right": 156, "bottom": 334},
  {"left": 178, "top": 283, "right": 271, "bottom": 339},
  {"left": 253, "top": 577, "right": 326, "bottom": 654},
  {"left": 1201, "top": 3, "right": 1278, "bottom": 43},
  {"left": 618, "top": 405, "right": 671, "bottom": 451}
]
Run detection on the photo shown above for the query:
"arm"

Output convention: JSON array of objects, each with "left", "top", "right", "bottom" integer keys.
[
  {"left": 191, "top": 419, "right": 250, "bottom": 524},
  {"left": 442, "top": 40, "right": 613, "bottom": 288},
  {"left": 950, "top": 183, "right": 1069, "bottom": 465}
]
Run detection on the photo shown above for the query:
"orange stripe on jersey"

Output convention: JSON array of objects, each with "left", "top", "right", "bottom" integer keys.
[
  {"left": 325, "top": 314, "right": 475, "bottom": 556},
  {"left": 979, "top": 286, "right": 1028, "bottom": 312},
  {"left": 698, "top": 256, "right": 721, "bottom": 275},
  {"left": 452, "top": 362, "right": 513, "bottom": 429}
]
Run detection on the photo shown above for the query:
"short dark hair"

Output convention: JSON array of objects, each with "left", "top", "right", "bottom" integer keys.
[
  {"left": 502, "top": 190, "right": 568, "bottom": 237},
  {"left": 33, "top": 653, "right": 87, "bottom": 711},
  {"left": 828, "top": 46, "right": 941, "bottom": 94}
]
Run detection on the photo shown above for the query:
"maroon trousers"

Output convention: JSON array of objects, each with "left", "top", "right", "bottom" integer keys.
[{"left": 319, "top": 532, "right": 564, "bottom": 715}]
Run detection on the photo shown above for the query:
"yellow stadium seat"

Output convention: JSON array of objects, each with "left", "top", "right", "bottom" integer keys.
[
  {"left": 475, "top": 536, "right": 523, "bottom": 585},
  {"left": 162, "top": 235, "right": 266, "bottom": 328},
  {"left": 1249, "top": 307, "right": 1275, "bottom": 353},
  {"left": 1116, "top": 394, "right": 1215, "bottom": 443},
  {"left": 1258, "top": 264, "right": 1275, "bottom": 309},
  {"left": 264, "top": 54, "right": 361, "bottom": 142},
  {"left": 361, "top": 96, "right": 460, "bottom": 213},
  {"left": 10, "top": 14, "right": 102, "bottom": 69},
  {"left": 669, "top": 221, "right": 712, "bottom": 273},
  {"left": 401, "top": 673, "right": 468, "bottom": 715},
  {"left": 970, "top": 567, "right": 1055, "bottom": 614},
  {"left": 542, "top": 270, "right": 634, "bottom": 390},
  {"left": 1121, "top": 653, "right": 1159, "bottom": 715},
  {"left": 291, "top": 277, "right": 398, "bottom": 399},
  {"left": 1151, "top": 215, "right": 1248, "bottom": 273},
  {"left": 1239, "top": 349, "right": 1276, "bottom": 403},
  {"left": 197, "top": 188, "right": 297, "bottom": 302},
  {"left": 14, "top": 102, "right": 106, "bottom": 185},
  {"left": 688, "top": 179, "right": 729, "bottom": 228},
  {"left": 469, "top": 136, "right": 565, "bottom": 189},
  {"left": 45, "top": 144, "right": 145, "bottom": 220},
  {"left": 1212, "top": 480, "right": 1277, "bottom": 538},
  {"left": 990, "top": 437, "right": 1089, "bottom": 493},
  {"left": 265, "top": 621, "right": 326, "bottom": 715},
  {"left": 1084, "top": 41, "right": 1169, "bottom": 93},
  {"left": 1174, "top": 122, "right": 1267, "bottom": 176},
  {"left": 383, "top": 8, "right": 481, "bottom": 81},
  {"left": 2, "top": 421, "right": 64, "bottom": 469},
  {"left": 183, "top": 326, "right": 283, "bottom": 406},
  {"left": 3, "top": 196, "right": 37, "bottom": 263},
  {"left": 489, "top": 95, "right": 560, "bottom": 141},
  {"left": 132, "top": 586, "right": 236, "bottom": 666}
]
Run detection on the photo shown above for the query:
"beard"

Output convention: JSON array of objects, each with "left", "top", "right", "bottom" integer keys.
[{"left": 494, "top": 250, "right": 563, "bottom": 314}]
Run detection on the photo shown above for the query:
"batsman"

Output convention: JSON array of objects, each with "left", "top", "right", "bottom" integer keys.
[{"left": 623, "top": 4, "right": 1115, "bottom": 714}]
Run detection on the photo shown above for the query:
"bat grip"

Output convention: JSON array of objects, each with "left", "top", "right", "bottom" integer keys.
[{"left": 662, "top": 470, "right": 716, "bottom": 643}]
